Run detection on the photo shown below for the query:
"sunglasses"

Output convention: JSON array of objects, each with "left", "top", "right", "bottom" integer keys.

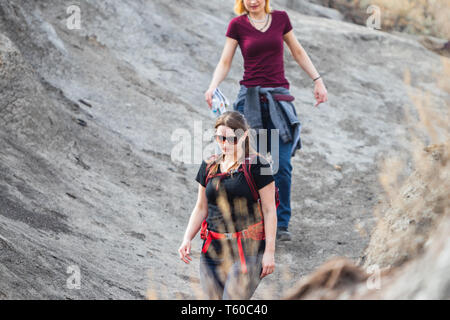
[{"left": 214, "top": 134, "right": 240, "bottom": 144}]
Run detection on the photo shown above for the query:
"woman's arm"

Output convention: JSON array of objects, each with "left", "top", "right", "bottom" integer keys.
[
  {"left": 178, "top": 183, "right": 208, "bottom": 263},
  {"left": 258, "top": 181, "right": 277, "bottom": 278},
  {"left": 204, "top": 37, "right": 239, "bottom": 107},
  {"left": 283, "top": 30, "right": 328, "bottom": 107}
]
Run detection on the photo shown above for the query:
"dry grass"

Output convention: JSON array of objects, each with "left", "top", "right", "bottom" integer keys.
[
  {"left": 364, "top": 0, "right": 450, "bottom": 39},
  {"left": 281, "top": 55, "right": 449, "bottom": 299},
  {"left": 361, "top": 55, "right": 449, "bottom": 270},
  {"left": 327, "top": 0, "right": 450, "bottom": 39}
]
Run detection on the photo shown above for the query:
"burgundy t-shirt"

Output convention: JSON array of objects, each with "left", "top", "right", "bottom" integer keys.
[{"left": 226, "top": 10, "right": 293, "bottom": 89}]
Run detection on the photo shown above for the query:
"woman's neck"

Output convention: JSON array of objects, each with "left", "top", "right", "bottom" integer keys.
[
  {"left": 248, "top": 11, "right": 266, "bottom": 21},
  {"left": 222, "top": 148, "right": 245, "bottom": 165},
  {"left": 223, "top": 153, "right": 237, "bottom": 163}
]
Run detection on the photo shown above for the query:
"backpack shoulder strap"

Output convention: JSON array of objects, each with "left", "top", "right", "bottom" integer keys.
[
  {"left": 204, "top": 154, "right": 262, "bottom": 201},
  {"left": 204, "top": 154, "right": 220, "bottom": 186},
  {"left": 242, "top": 154, "right": 260, "bottom": 203}
]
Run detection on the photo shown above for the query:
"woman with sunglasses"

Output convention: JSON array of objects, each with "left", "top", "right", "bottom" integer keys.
[
  {"left": 178, "top": 111, "right": 277, "bottom": 299},
  {"left": 204, "top": 0, "right": 328, "bottom": 241}
]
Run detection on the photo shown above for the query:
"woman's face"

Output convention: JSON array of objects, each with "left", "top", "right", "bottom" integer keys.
[
  {"left": 243, "top": 0, "right": 266, "bottom": 14},
  {"left": 215, "top": 125, "right": 247, "bottom": 156}
]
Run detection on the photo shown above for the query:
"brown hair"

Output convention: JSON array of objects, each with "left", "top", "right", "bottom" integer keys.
[
  {"left": 234, "top": 0, "right": 273, "bottom": 15},
  {"left": 206, "top": 111, "right": 267, "bottom": 180}
]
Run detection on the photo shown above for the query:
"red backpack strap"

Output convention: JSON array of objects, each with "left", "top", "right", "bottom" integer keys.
[
  {"left": 204, "top": 154, "right": 219, "bottom": 187},
  {"left": 205, "top": 166, "right": 230, "bottom": 191},
  {"left": 242, "top": 154, "right": 260, "bottom": 203},
  {"left": 243, "top": 154, "right": 280, "bottom": 210}
]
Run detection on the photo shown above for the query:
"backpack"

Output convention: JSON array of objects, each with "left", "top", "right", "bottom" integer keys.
[{"left": 200, "top": 153, "right": 280, "bottom": 240}]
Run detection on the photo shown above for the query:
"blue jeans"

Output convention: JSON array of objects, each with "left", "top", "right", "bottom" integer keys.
[
  {"left": 199, "top": 252, "right": 264, "bottom": 299},
  {"left": 236, "top": 100, "right": 293, "bottom": 229}
]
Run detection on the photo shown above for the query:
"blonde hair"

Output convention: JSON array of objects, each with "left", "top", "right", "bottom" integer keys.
[{"left": 234, "top": 0, "right": 273, "bottom": 15}]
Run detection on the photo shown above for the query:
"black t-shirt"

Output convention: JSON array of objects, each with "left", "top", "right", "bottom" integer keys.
[{"left": 195, "top": 155, "right": 275, "bottom": 259}]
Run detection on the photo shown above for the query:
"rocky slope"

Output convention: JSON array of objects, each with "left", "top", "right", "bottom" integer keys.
[
  {"left": 284, "top": 142, "right": 449, "bottom": 299},
  {"left": 0, "top": 0, "right": 448, "bottom": 299}
]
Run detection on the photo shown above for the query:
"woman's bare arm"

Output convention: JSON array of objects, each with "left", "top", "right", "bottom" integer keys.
[
  {"left": 205, "top": 37, "right": 239, "bottom": 107},
  {"left": 259, "top": 181, "right": 277, "bottom": 253},
  {"left": 283, "top": 30, "right": 328, "bottom": 106},
  {"left": 179, "top": 183, "right": 208, "bottom": 263},
  {"left": 183, "top": 184, "right": 209, "bottom": 242},
  {"left": 258, "top": 181, "right": 277, "bottom": 278},
  {"left": 284, "top": 30, "right": 320, "bottom": 80}
]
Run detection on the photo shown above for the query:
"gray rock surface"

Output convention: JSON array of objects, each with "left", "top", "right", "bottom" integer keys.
[
  {"left": 284, "top": 144, "right": 449, "bottom": 299},
  {"left": 282, "top": 0, "right": 344, "bottom": 20},
  {"left": 0, "top": 0, "right": 448, "bottom": 299}
]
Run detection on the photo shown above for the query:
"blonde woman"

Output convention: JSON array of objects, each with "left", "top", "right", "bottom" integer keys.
[
  {"left": 179, "top": 111, "right": 277, "bottom": 299},
  {"left": 204, "top": 0, "right": 328, "bottom": 241}
]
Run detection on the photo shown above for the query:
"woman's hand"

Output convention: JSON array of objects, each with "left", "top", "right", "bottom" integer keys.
[
  {"left": 204, "top": 87, "right": 216, "bottom": 109},
  {"left": 178, "top": 238, "right": 193, "bottom": 264},
  {"left": 313, "top": 78, "right": 328, "bottom": 107},
  {"left": 260, "top": 251, "right": 275, "bottom": 279}
]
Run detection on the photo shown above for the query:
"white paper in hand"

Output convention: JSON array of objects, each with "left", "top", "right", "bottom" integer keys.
[{"left": 211, "top": 88, "right": 229, "bottom": 118}]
